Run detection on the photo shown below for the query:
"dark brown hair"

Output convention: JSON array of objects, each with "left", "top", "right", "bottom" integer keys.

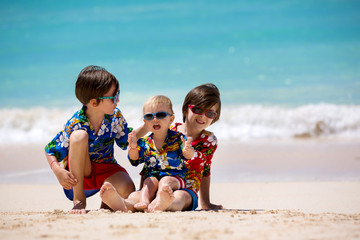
[
  {"left": 182, "top": 83, "right": 221, "bottom": 124},
  {"left": 75, "top": 65, "right": 119, "bottom": 105}
]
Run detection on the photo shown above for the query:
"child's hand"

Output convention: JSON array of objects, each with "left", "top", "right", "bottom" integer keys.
[
  {"left": 128, "top": 130, "right": 138, "bottom": 149},
  {"left": 128, "top": 130, "right": 140, "bottom": 161},
  {"left": 54, "top": 167, "right": 77, "bottom": 190},
  {"left": 181, "top": 136, "right": 194, "bottom": 159}
]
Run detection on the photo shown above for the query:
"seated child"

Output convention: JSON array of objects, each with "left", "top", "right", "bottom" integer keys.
[
  {"left": 44, "top": 65, "right": 139, "bottom": 214},
  {"left": 167, "top": 83, "right": 223, "bottom": 211},
  {"left": 100, "top": 95, "right": 194, "bottom": 212}
]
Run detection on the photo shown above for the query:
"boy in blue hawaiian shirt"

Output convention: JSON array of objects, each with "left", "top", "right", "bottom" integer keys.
[{"left": 45, "top": 65, "right": 142, "bottom": 214}]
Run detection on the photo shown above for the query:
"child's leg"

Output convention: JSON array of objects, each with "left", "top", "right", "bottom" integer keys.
[
  {"left": 125, "top": 191, "right": 141, "bottom": 212},
  {"left": 104, "top": 171, "right": 135, "bottom": 199},
  {"left": 100, "top": 184, "right": 141, "bottom": 212},
  {"left": 68, "top": 130, "right": 92, "bottom": 214},
  {"left": 158, "top": 176, "right": 185, "bottom": 191},
  {"left": 99, "top": 171, "right": 135, "bottom": 211},
  {"left": 166, "top": 190, "right": 194, "bottom": 211},
  {"left": 148, "top": 176, "right": 182, "bottom": 212},
  {"left": 99, "top": 182, "right": 128, "bottom": 212},
  {"left": 134, "top": 177, "right": 158, "bottom": 211}
]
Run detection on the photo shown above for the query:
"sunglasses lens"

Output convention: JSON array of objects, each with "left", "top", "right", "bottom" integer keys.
[
  {"left": 113, "top": 91, "right": 120, "bottom": 104},
  {"left": 155, "top": 112, "right": 168, "bottom": 119},
  {"left": 192, "top": 106, "right": 204, "bottom": 114},
  {"left": 205, "top": 110, "right": 217, "bottom": 119},
  {"left": 144, "top": 114, "right": 154, "bottom": 121}
]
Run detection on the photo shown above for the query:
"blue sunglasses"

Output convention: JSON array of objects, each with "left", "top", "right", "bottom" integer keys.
[{"left": 144, "top": 111, "right": 171, "bottom": 121}]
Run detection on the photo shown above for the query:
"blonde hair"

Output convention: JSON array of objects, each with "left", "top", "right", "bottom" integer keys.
[{"left": 143, "top": 95, "right": 174, "bottom": 115}]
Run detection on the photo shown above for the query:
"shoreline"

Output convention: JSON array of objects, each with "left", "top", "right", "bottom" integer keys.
[{"left": 1, "top": 138, "right": 360, "bottom": 184}]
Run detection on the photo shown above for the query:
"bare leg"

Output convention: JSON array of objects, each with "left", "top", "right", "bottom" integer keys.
[
  {"left": 119, "top": 191, "right": 140, "bottom": 212},
  {"left": 100, "top": 182, "right": 128, "bottom": 212},
  {"left": 148, "top": 184, "right": 175, "bottom": 212},
  {"left": 99, "top": 171, "right": 136, "bottom": 212},
  {"left": 104, "top": 171, "right": 135, "bottom": 199},
  {"left": 166, "top": 190, "right": 193, "bottom": 211},
  {"left": 147, "top": 176, "right": 179, "bottom": 212},
  {"left": 134, "top": 177, "right": 158, "bottom": 211},
  {"left": 68, "top": 130, "right": 92, "bottom": 214}
]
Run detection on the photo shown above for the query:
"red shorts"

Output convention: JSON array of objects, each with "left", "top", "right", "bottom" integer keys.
[
  {"left": 64, "top": 162, "right": 128, "bottom": 201},
  {"left": 82, "top": 162, "right": 127, "bottom": 190}
]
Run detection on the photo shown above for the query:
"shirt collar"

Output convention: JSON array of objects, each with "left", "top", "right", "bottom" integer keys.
[{"left": 78, "top": 106, "right": 89, "bottom": 123}]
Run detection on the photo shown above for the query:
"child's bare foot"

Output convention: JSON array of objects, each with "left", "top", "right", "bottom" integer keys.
[
  {"left": 134, "top": 202, "right": 149, "bottom": 211},
  {"left": 99, "top": 182, "right": 127, "bottom": 212},
  {"left": 70, "top": 200, "right": 87, "bottom": 214},
  {"left": 148, "top": 185, "right": 175, "bottom": 212}
]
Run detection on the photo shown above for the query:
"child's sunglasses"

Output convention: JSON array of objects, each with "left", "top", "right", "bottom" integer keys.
[
  {"left": 188, "top": 104, "right": 217, "bottom": 119},
  {"left": 98, "top": 90, "right": 120, "bottom": 104},
  {"left": 143, "top": 111, "right": 171, "bottom": 121}
]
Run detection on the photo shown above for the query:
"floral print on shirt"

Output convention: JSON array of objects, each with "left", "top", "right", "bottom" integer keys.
[
  {"left": 171, "top": 123, "right": 217, "bottom": 193},
  {"left": 129, "top": 129, "right": 188, "bottom": 180},
  {"left": 45, "top": 106, "right": 130, "bottom": 169}
]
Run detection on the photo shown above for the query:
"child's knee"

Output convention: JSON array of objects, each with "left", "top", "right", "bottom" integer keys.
[
  {"left": 160, "top": 176, "right": 175, "bottom": 186},
  {"left": 117, "top": 181, "right": 135, "bottom": 198},
  {"left": 70, "top": 130, "right": 89, "bottom": 144}
]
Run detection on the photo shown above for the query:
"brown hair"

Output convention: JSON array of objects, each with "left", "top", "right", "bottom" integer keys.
[
  {"left": 75, "top": 65, "right": 119, "bottom": 105},
  {"left": 182, "top": 83, "right": 221, "bottom": 124},
  {"left": 143, "top": 95, "right": 174, "bottom": 115}
]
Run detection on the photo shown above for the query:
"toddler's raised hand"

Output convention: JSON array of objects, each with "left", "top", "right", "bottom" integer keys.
[
  {"left": 128, "top": 130, "right": 140, "bottom": 161},
  {"left": 128, "top": 130, "right": 138, "bottom": 149},
  {"left": 181, "top": 136, "right": 194, "bottom": 159}
]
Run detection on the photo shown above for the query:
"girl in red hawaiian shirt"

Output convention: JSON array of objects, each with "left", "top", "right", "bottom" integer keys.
[{"left": 166, "top": 83, "right": 223, "bottom": 211}]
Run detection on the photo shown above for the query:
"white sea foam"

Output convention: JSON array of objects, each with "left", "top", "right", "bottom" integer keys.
[{"left": 0, "top": 103, "right": 359, "bottom": 144}]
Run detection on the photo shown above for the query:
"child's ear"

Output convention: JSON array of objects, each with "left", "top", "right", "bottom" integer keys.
[
  {"left": 89, "top": 98, "right": 99, "bottom": 107},
  {"left": 170, "top": 115, "right": 175, "bottom": 123}
]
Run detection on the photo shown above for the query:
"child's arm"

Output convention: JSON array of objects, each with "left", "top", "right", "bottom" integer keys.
[
  {"left": 128, "top": 130, "right": 139, "bottom": 160},
  {"left": 134, "top": 123, "right": 148, "bottom": 139},
  {"left": 45, "top": 151, "right": 77, "bottom": 190},
  {"left": 181, "top": 136, "right": 195, "bottom": 159},
  {"left": 199, "top": 176, "right": 223, "bottom": 210}
]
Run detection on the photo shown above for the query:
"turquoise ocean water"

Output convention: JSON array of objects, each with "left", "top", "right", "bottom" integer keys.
[{"left": 1, "top": 0, "right": 360, "bottom": 143}]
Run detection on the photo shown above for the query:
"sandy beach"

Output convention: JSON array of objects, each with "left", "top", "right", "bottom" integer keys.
[
  {"left": 1, "top": 139, "right": 360, "bottom": 239},
  {"left": 0, "top": 182, "right": 360, "bottom": 240}
]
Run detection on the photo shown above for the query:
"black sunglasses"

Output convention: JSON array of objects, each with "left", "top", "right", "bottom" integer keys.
[
  {"left": 143, "top": 111, "right": 171, "bottom": 121},
  {"left": 188, "top": 104, "right": 217, "bottom": 119}
]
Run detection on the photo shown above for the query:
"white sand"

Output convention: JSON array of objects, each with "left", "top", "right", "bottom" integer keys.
[
  {"left": 0, "top": 182, "right": 360, "bottom": 240},
  {"left": 1, "top": 139, "right": 360, "bottom": 239}
]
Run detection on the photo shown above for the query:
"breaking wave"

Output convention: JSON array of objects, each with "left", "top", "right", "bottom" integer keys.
[{"left": 1, "top": 103, "right": 359, "bottom": 144}]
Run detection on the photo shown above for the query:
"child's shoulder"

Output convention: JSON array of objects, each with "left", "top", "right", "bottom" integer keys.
[
  {"left": 202, "top": 129, "right": 216, "bottom": 138},
  {"left": 168, "top": 128, "right": 184, "bottom": 137},
  {"left": 66, "top": 107, "right": 87, "bottom": 124},
  {"left": 197, "top": 129, "right": 217, "bottom": 145},
  {"left": 112, "top": 107, "right": 123, "bottom": 117},
  {"left": 107, "top": 108, "right": 126, "bottom": 121},
  {"left": 170, "top": 122, "right": 182, "bottom": 131}
]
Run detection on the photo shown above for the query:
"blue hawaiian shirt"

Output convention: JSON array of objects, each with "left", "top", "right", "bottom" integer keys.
[
  {"left": 45, "top": 106, "right": 130, "bottom": 169},
  {"left": 129, "top": 129, "right": 188, "bottom": 180}
]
